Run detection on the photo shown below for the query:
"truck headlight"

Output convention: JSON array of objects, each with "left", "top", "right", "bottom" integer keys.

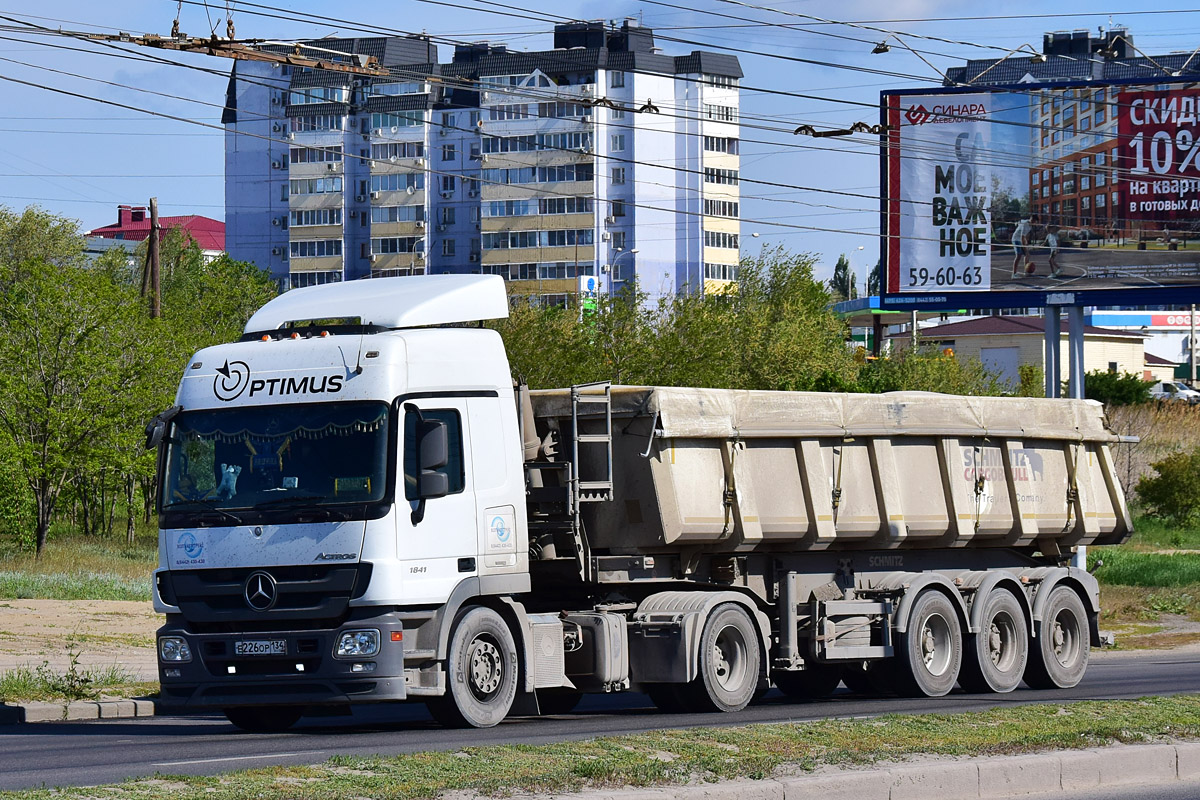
[
  {"left": 159, "top": 636, "right": 192, "bottom": 663},
  {"left": 336, "top": 629, "right": 380, "bottom": 658}
]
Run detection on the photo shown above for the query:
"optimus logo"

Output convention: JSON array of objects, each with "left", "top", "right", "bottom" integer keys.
[{"left": 904, "top": 102, "right": 987, "bottom": 126}]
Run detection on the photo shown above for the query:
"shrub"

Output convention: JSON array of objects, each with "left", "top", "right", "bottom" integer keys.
[
  {"left": 1082, "top": 370, "right": 1152, "bottom": 406},
  {"left": 1136, "top": 446, "right": 1200, "bottom": 526}
]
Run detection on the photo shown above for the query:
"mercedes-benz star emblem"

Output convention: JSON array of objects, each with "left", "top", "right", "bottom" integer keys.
[{"left": 244, "top": 571, "right": 278, "bottom": 611}]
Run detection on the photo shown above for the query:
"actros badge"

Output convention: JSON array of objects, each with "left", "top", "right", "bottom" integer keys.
[{"left": 214, "top": 359, "right": 251, "bottom": 401}]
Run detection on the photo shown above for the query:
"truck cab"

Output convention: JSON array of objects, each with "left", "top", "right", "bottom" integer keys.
[{"left": 151, "top": 275, "right": 534, "bottom": 730}]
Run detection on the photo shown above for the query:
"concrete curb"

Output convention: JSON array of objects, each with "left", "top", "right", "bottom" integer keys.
[
  {"left": 556, "top": 742, "right": 1200, "bottom": 800},
  {"left": 0, "top": 697, "right": 157, "bottom": 723}
]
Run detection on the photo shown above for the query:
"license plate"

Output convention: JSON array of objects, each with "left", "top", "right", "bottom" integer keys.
[{"left": 234, "top": 639, "right": 286, "bottom": 656}]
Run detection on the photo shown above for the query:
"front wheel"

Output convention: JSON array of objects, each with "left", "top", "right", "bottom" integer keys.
[
  {"left": 426, "top": 606, "right": 518, "bottom": 728},
  {"left": 223, "top": 705, "right": 304, "bottom": 732},
  {"left": 1024, "top": 586, "right": 1090, "bottom": 689}
]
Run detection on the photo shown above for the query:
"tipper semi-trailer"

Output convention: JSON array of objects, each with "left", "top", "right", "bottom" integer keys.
[{"left": 147, "top": 275, "right": 1132, "bottom": 731}]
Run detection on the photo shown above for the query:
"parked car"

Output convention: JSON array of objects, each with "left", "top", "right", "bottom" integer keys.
[{"left": 1150, "top": 380, "right": 1200, "bottom": 403}]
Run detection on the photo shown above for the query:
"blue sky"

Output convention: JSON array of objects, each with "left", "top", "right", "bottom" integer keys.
[{"left": 3, "top": 1, "right": 1200, "bottom": 282}]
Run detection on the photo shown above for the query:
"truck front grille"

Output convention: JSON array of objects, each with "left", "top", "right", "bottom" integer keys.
[{"left": 164, "top": 563, "right": 372, "bottom": 631}]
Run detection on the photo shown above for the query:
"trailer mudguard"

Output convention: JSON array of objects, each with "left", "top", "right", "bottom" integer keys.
[
  {"left": 956, "top": 570, "right": 1034, "bottom": 636},
  {"left": 871, "top": 572, "right": 971, "bottom": 635}
]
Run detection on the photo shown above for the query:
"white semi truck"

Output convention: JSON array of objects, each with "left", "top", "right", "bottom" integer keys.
[{"left": 147, "top": 275, "right": 1132, "bottom": 731}]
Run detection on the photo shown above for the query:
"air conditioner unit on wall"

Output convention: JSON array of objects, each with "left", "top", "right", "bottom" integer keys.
[
  {"left": 436, "top": 224, "right": 446, "bottom": 232},
  {"left": 271, "top": 246, "right": 283, "bottom": 255},
  {"left": 271, "top": 160, "right": 282, "bottom": 169},
  {"left": 416, "top": 221, "right": 425, "bottom": 228},
  {"left": 371, "top": 191, "right": 381, "bottom": 200},
  {"left": 326, "top": 163, "right": 337, "bottom": 171},
  {"left": 469, "top": 253, "right": 479, "bottom": 262},
  {"left": 356, "top": 194, "right": 367, "bottom": 202},
  {"left": 271, "top": 217, "right": 281, "bottom": 227}
]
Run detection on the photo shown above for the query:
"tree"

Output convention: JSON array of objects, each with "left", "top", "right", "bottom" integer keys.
[
  {"left": 0, "top": 206, "right": 86, "bottom": 275},
  {"left": 867, "top": 259, "right": 881, "bottom": 297},
  {"left": 1137, "top": 447, "right": 1200, "bottom": 527},
  {"left": 828, "top": 253, "right": 857, "bottom": 302},
  {"left": 0, "top": 259, "right": 150, "bottom": 556}
]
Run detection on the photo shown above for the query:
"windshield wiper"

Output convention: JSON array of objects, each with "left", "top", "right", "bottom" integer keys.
[
  {"left": 254, "top": 494, "right": 326, "bottom": 509},
  {"left": 164, "top": 497, "right": 243, "bottom": 526}
]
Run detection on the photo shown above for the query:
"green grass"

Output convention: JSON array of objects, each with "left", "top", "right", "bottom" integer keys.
[
  {"left": 0, "top": 531, "right": 155, "bottom": 601},
  {"left": 1, "top": 695, "right": 1199, "bottom": 799},
  {"left": 0, "top": 661, "right": 154, "bottom": 703},
  {"left": 1091, "top": 548, "right": 1200, "bottom": 587},
  {"left": 1125, "top": 514, "right": 1200, "bottom": 551}
]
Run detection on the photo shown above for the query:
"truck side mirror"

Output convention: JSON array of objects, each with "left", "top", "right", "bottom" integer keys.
[
  {"left": 144, "top": 405, "right": 182, "bottom": 450},
  {"left": 417, "top": 419, "right": 449, "bottom": 500}
]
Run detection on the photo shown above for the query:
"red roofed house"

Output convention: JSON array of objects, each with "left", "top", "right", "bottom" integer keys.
[
  {"left": 888, "top": 315, "right": 1148, "bottom": 388},
  {"left": 87, "top": 205, "right": 225, "bottom": 261}
]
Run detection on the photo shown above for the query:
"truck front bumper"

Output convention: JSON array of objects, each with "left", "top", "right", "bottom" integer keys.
[{"left": 156, "top": 612, "right": 407, "bottom": 709}]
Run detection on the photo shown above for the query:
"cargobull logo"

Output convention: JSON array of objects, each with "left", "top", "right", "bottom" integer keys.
[{"left": 961, "top": 447, "right": 1044, "bottom": 482}]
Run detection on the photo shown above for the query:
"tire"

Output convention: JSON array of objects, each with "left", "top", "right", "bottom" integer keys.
[
  {"left": 894, "top": 590, "right": 963, "bottom": 698},
  {"left": 646, "top": 684, "right": 690, "bottom": 713},
  {"left": 223, "top": 705, "right": 304, "bottom": 732},
  {"left": 1024, "top": 586, "right": 1090, "bottom": 690},
  {"left": 841, "top": 662, "right": 893, "bottom": 696},
  {"left": 773, "top": 664, "right": 842, "bottom": 699},
  {"left": 538, "top": 689, "right": 583, "bottom": 715},
  {"left": 960, "top": 589, "right": 1029, "bottom": 694},
  {"left": 426, "top": 606, "right": 518, "bottom": 728},
  {"left": 688, "top": 603, "right": 762, "bottom": 713}
]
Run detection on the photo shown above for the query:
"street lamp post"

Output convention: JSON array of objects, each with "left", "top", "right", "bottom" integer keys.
[{"left": 608, "top": 248, "right": 639, "bottom": 298}]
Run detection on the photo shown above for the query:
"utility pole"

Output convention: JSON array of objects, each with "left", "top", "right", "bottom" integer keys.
[
  {"left": 1191, "top": 304, "right": 1197, "bottom": 385},
  {"left": 149, "top": 197, "right": 161, "bottom": 319}
]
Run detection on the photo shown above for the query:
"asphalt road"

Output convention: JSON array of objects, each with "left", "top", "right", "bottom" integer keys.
[{"left": 1, "top": 649, "right": 1198, "bottom": 791}]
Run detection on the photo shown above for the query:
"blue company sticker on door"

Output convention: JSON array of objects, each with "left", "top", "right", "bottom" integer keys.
[
  {"left": 175, "top": 531, "right": 206, "bottom": 566},
  {"left": 486, "top": 507, "right": 517, "bottom": 553}
]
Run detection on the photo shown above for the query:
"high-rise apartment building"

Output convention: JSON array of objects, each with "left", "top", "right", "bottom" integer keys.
[{"left": 223, "top": 21, "right": 742, "bottom": 302}]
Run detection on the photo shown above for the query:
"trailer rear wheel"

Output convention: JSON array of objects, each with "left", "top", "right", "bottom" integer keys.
[
  {"left": 426, "top": 606, "right": 518, "bottom": 728},
  {"left": 960, "top": 589, "right": 1028, "bottom": 693},
  {"left": 773, "top": 664, "right": 842, "bottom": 699},
  {"left": 894, "top": 590, "right": 962, "bottom": 697},
  {"left": 223, "top": 705, "right": 304, "bottom": 732},
  {"left": 690, "top": 603, "right": 761, "bottom": 712},
  {"left": 1024, "top": 586, "right": 1089, "bottom": 690}
]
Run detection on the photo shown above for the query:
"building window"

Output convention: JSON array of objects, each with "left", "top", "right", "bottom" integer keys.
[
  {"left": 489, "top": 104, "right": 531, "bottom": 121},
  {"left": 481, "top": 164, "right": 594, "bottom": 185},
  {"left": 469, "top": 142, "right": 481, "bottom": 160},
  {"left": 611, "top": 134, "right": 626, "bottom": 151},
  {"left": 290, "top": 239, "right": 343, "bottom": 258},
  {"left": 442, "top": 239, "right": 456, "bottom": 257},
  {"left": 611, "top": 200, "right": 626, "bottom": 218},
  {"left": 370, "top": 206, "right": 424, "bottom": 223},
  {"left": 288, "top": 86, "right": 349, "bottom": 105},
  {"left": 703, "top": 199, "right": 739, "bottom": 217},
  {"left": 610, "top": 70, "right": 625, "bottom": 88},
  {"left": 371, "top": 237, "right": 421, "bottom": 254},
  {"left": 291, "top": 114, "right": 344, "bottom": 132},
  {"left": 703, "top": 104, "right": 737, "bottom": 122},
  {"left": 290, "top": 208, "right": 343, "bottom": 227},
  {"left": 703, "top": 136, "right": 739, "bottom": 154},
  {"left": 290, "top": 145, "right": 342, "bottom": 164},
  {"left": 441, "top": 207, "right": 456, "bottom": 225},
  {"left": 442, "top": 144, "right": 456, "bottom": 161},
  {"left": 441, "top": 175, "right": 457, "bottom": 193},
  {"left": 371, "top": 142, "right": 424, "bottom": 160},
  {"left": 611, "top": 167, "right": 626, "bottom": 185},
  {"left": 370, "top": 111, "right": 423, "bottom": 130},
  {"left": 704, "top": 231, "right": 739, "bottom": 249},
  {"left": 703, "top": 167, "right": 739, "bottom": 185},
  {"left": 370, "top": 173, "right": 425, "bottom": 192},
  {"left": 289, "top": 177, "right": 343, "bottom": 195},
  {"left": 704, "top": 263, "right": 739, "bottom": 281},
  {"left": 612, "top": 231, "right": 626, "bottom": 250},
  {"left": 289, "top": 270, "right": 342, "bottom": 288},
  {"left": 704, "top": 74, "right": 739, "bottom": 89},
  {"left": 611, "top": 107, "right": 625, "bottom": 120}
]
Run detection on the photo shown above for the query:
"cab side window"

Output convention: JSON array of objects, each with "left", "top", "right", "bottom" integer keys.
[{"left": 403, "top": 408, "right": 465, "bottom": 500}]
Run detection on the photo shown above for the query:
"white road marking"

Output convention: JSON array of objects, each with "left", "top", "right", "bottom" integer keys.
[{"left": 154, "top": 750, "right": 325, "bottom": 767}]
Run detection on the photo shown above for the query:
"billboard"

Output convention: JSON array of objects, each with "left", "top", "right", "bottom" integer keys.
[{"left": 882, "top": 79, "right": 1200, "bottom": 309}]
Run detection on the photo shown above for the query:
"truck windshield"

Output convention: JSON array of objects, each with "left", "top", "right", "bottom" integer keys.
[{"left": 161, "top": 402, "right": 390, "bottom": 520}]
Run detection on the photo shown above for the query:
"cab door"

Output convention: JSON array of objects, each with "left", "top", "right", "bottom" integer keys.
[{"left": 395, "top": 397, "right": 477, "bottom": 605}]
